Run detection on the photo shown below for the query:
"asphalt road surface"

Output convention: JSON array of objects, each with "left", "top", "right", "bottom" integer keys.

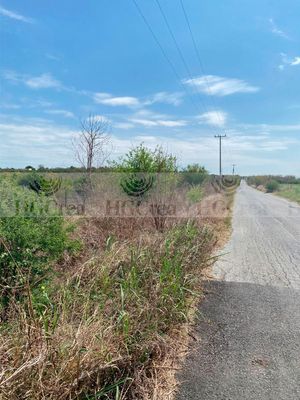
[{"left": 176, "top": 181, "right": 300, "bottom": 400}]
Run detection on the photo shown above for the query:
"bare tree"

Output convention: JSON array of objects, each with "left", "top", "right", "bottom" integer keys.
[{"left": 74, "top": 114, "right": 111, "bottom": 176}]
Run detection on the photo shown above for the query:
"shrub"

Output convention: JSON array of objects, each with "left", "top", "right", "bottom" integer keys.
[
  {"left": 112, "top": 144, "right": 178, "bottom": 231},
  {"left": 181, "top": 164, "right": 208, "bottom": 186},
  {"left": 18, "top": 172, "right": 62, "bottom": 196},
  {"left": 0, "top": 183, "right": 79, "bottom": 319},
  {"left": 18, "top": 172, "right": 37, "bottom": 188},
  {"left": 112, "top": 143, "right": 177, "bottom": 173},
  {"left": 265, "top": 180, "right": 279, "bottom": 193},
  {"left": 186, "top": 185, "right": 204, "bottom": 203}
]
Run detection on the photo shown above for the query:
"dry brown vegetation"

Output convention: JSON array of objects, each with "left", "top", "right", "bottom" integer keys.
[{"left": 0, "top": 171, "right": 234, "bottom": 400}]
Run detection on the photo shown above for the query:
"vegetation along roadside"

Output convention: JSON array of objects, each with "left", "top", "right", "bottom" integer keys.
[{"left": 0, "top": 144, "right": 238, "bottom": 400}]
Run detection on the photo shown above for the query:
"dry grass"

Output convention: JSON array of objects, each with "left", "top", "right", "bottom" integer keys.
[
  {"left": 0, "top": 179, "right": 234, "bottom": 400},
  {"left": 0, "top": 218, "right": 217, "bottom": 399}
]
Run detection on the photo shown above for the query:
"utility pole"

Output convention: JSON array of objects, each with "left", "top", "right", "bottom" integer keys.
[
  {"left": 215, "top": 134, "right": 226, "bottom": 178},
  {"left": 232, "top": 164, "right": 236, "bottom": 175}
]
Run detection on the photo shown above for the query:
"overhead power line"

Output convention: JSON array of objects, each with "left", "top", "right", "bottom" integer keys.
[
  {"left": 179, "top": 0, "right": 227, "bottom": 133},
  {"left": 131, "top": 0, "right": 201, "bottom": 115},
  {"left": 154, "top": 0, "right": 213, "bottom": 119}
]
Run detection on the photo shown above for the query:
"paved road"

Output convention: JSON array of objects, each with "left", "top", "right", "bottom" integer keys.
[{"left": 176, "top": 181, "right": 300, "bottom": 399}]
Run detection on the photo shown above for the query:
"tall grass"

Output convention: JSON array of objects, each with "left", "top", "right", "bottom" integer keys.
[
  {"left": 275, "top": 183, "right": 300, "bottom": 203},
  {"left": 0, "top": 221, "right": 215, "bottom": 399}
]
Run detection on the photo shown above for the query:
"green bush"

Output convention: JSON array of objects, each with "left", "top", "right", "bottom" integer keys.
[
  {"left": 0, "top": 183, "right": 79, "bottom": 318},
  {"left": 181, "top": 164, "right": 208, "bottom": 186},
  {"left": 18, "top": 172, "right": 62, "bottom": 196},
  {"left": 111, "top": 143, "right": 177, "bottom": 173},
  {"left": 265, "top": 180, "right": 279, "bottom": 193},
  {"left": 186, "top": 185, "right": 204, "bottom": 203}
]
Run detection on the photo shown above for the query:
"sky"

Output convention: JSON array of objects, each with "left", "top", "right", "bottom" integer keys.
[{"left": 1, "top": 0, "right": 300, "bottom": 175}]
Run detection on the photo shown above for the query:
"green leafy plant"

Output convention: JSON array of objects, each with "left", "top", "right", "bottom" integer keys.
[
  {"left": 19, "top": 173, "right": 62, "bottom": 196},
  {"left": 186, "top": 185, "right": 204, "bottom": 203},
  {"left": 112, "top": 143, "right": 177, "bottom": 173},
  {"left": 181, "top": 164, "right": 208, "bottom": 186},
  {"left": 0, "top": 184, "right": 79, "bottom": 319},
  {"left": 265, "top": 180, "right": 279, "bottom": 193}
]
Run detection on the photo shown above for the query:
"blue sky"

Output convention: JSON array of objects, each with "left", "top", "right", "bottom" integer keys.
[{"left": 1, "top": 0, "right": 300, "bottom": 175}]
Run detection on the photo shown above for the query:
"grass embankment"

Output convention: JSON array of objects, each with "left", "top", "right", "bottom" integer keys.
[
  {"left": 0, "top": 171, "right": 235, "bottom": 399},
  {"left": 1, "top": 220, "right": 217, "bottom": 399},
  {"left": 275, "top": 183, "right": 300, "bottom": 204}
]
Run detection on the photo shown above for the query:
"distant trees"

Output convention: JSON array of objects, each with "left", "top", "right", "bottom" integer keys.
[
  {"left": 182, "top": 163, "right": 208, "bottom": 186},
  {"left": 247, "top": 175, "right": 300, "bottom": 188},
  {"left": 265, "top": 180, "right": 280, "bottom": 193}
]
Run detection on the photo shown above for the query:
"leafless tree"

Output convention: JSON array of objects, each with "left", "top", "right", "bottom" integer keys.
[{"left": 74, "top": 114, "right": 111, "bottom": 176}]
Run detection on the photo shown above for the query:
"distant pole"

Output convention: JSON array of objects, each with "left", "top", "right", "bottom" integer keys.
[
  {"left": 232, "top": 164, "right": 236, "bottom": 175},
  {"left": 215, "top": 134, "right": 226, "bottom": 178}
]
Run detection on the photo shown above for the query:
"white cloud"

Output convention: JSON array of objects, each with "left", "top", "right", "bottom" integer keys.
[
  {"left": 290, "top": 57, "right": 300, "bottom": 66},
  {"left": 25, "top": 74, "right": 62, "bottom": 89},
  {"left": 183, "top": 75, "right": 259, "bottom": 96},
  {"left": 113, "top": 122, "right": 135, "bottom": 130},
  {"left": 128, "top": 109, "right": 187, "bottom": 128},
  {"left": 130, "top": 118, "right": 187, "bottom": 127},
  {"left": 198, "top": 111, "right": 228, "bottom": 127},
  {"left": 45, "top": 109, "right": 75, "bottom": 118},
  {"left": 279, "top": 53, "right": 300, "bottom": 70},
  {"left": 145, "top": 91, "right": 183, "bottom": 106},
  {"left": 94, "top": 91, "right": 184, "bottom": 108},
  {"left": 269, "top": 18, "right": 290, "bottom": 40},
  {"left": 94, "top": 93, "right": 140, "bottom": 107},
  {"left": 0, "top": 5, "right": 33, "bottom": 23},
  {"left": 3, "top": 71, "right": 63, "bottom": 90},
  {"left": 132, "top": 109, "right": 167, "bottom": 119},
  {"left": 0, "top": 118, "right": 76, "bottom": 151},
  {"left": 157, "top": 120, "right": 186, "bottom": 127},
  {"left": 130, "top": 118, "right": 157, "bottom": 127},
  {"left": 0, "top": 114, "right": 300, "bottom": 174}
]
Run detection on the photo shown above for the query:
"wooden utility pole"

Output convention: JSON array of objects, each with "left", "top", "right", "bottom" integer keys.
[
  {"left": 215, "top": 134, "right": 226, "bottom": 177},
  {"left": 232, "top": 164, "right": 236, "bottom": 175}
]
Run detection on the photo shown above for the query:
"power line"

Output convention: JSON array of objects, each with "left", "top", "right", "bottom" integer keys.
[
  {"left": 131, "top": 0, "right": 201, "bottom": 115},
  {"left": 179, "top": 0, "right": 226, "bottom": 132},
  {"left": 154, "top": 0, "right": 214, "bottom": 119}
]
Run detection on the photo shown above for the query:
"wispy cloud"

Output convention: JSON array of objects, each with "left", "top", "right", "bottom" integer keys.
[
  {"left": 45, "top": 109, "right": 75, "bottom": 118},
  {"left": 128, "top": 109, "right": 187, "bottom": 128},
  {"left": 94, "top": 93, "right": 140, "bottom": 107},
  {"left": 0, "top": 103, "right": 21, "bottom": 110},
  {"left": 25, "top": 74, "right": 62, "bottom": 89},
  {"left": 3, "top": 71, "right": 63, "bottom": 90},
  {"left": 183, "top": 75, "right": 259, "bottom": 96},
  {"left": 93, "top": 91, "right": 184, "bottom": 108},
  {"left": 130, "top": 118, "right": 186, "bottom": 127},
  {"left": 198, "top": 111, "right": 228, "bottom": 127},
  {"left": 45, "top": 53, "right": 60, "bottom": 61},
  {"left": 0, "top": 5, "right": 34, "bottom": 23},
  {"left": 3, "top": 70, "right": 184, "bottom": 110},
  {"left": 113, "top": 122, "right": 135, "bottom": 130},
  {"left": 269, "top": 18, "right": 290, "bottom": 40},
  {"left": 144, "top": 91, "right": 183, "bottom": 106},
  {"left": 278, "top": 53, "right": 300, "bottom": 70}
]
